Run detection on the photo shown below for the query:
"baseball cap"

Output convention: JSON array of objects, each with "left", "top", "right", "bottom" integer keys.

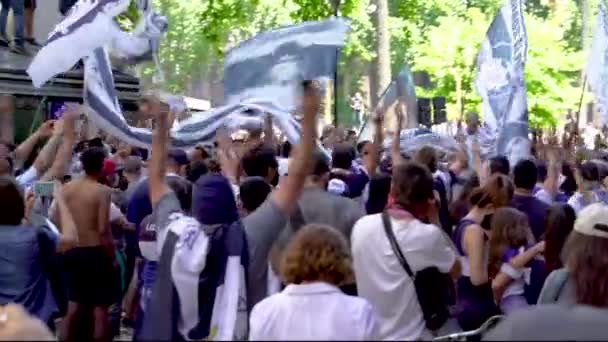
[
  {"left": 123, "top": 156, "right": 143, "bottom": 174},
  {"left": 574, "top": 203, "right": 608, "bottom": 239},
  {"left": 168, "top": 149, "right": 189, "bottom": 166}
]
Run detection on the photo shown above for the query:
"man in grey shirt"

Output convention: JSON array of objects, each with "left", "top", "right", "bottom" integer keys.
[{"left": 145, "top": 82, "right": 321, "bottom": 325}]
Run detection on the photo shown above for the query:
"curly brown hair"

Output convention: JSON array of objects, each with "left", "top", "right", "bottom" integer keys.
[
  {"left": 564, "top": 231, "right": 608, "bottom": 307},
  {"left": 280, "top": 224, "right": 353, "bottom": 286}
]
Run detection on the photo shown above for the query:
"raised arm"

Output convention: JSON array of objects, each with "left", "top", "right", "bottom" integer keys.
[
  {"left": 14, "top": 120, "right": 55, "bottom": 164},
  {"left": 41, "top": 107, "right": 79, "bottom": 181},
  {"left": 30, "top": 123, "right": 63, "bottom": 177},
  {"left": 391, "top": 104, "right": 405, "bottom": 166},
  {"left": 364, "top": 109, "right": 384, "bottom": 177},
  {"left": 263, "top": 114, "right": 276, "bottom": 147},
  {"left": 146, "top": 96, "right": 172, "bottom": 207},
  {"left": 269, "top": 82, "right": 319, "bottom": 214},
  {"left": 543, "top": 147, "right": 559, "bottom": 200}
]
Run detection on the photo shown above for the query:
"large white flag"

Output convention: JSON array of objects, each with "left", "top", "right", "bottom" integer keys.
[{"left": 475, "top": 0, "right": 529, "bottom": 165}]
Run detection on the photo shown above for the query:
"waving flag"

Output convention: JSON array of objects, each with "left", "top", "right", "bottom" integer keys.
[
  {"left": 27, "top": 0, "right": 131, "bottom": 87},
  {"left": 358, "top": 65, "right": 418, "bottom": 142},
  {"left": 224, "top": 18, "right": 350, "bottom": 111},
  {"left": 587, "top": 1, "right": 608, "bottom": 126},
  {"left": 475, "top": 0, "right": 529, "bottom": 165}
]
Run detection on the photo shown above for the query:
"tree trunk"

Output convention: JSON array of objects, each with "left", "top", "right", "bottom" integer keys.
[{"left": 371, "top": 0, "right": 392, "bottom": 107}]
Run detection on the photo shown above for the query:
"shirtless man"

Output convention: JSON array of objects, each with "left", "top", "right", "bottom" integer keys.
[{"left": 61, "top": 147, "right": 115, "bottom": 342}]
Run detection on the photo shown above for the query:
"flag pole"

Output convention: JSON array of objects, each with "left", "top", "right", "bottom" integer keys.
[
  {"left": 332, "top": 0, "right": 341, "bottom": 127},
  {"left": 576, "top": 75, "right": 588, "bottom": 130}
]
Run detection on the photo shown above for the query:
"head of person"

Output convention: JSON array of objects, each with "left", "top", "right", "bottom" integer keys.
[
  {"left": 331, "top": 143, "right": 356, "bottom": 171},
  {"left": 0, "top": 177, "right": 24, "bottom": 226},
  {"left": 192, "top": 174, "right": 238, "bottom": 225},
  {"left": 168, "top": 176, "right": 192, "bottom": 214},
  {"left": 167, "top": 149, "right": 189, "bottom": 177},
  {"left": 488, "top": 207, "right": 531, "bottom": 277},
  {"left": 80, "top": 147, "right": 107, "bottom": 179},
  {"left": 366, "top": 173, "right": 392, "bottom": 215},
  {"left": 280, "top": 223, "right": 353, "bottom": 286},
  {"left": 449, "top": 171, "right": 480, "bottom": 224},
  {"left": 279, "top": 141, "right": 292, "bottom": 159},
  {"left": 241, "top": 143, "right": 279, "bottom": 186},
  {"left": 122, "top": 156, "right": 142, "bottom": 183},
  {"left": 544, "top": 203, "right": 576, "bottom": 273},
  {"left": 560, "top": 162, "right": 578, "bottom": 196},
  {"left": 513, "top": 159, "right": 538, "bottom": 192},
  {"left": 469, "top": 174, "right": 514, "bottom": 229},
  {"left": 488, "top": 155, "right": 510, "bottom": 177},
  {"left": 356, "top": 140, "right": 372, "bottom": 158},
  {"left": 578, "top": 161, "right": 600, "bottom": 191},
  {"left": 190, "top": 145, "right": 209, "bottom": 162},
  {"left": 307, "top": 151, "right": 331, "bottom": 189},
  {"left": 563, "top": 203, "right": 608, "bottom": 307},
  {"left": 414, "top": 145, "right": 438, "bottom": 173},
  {"left": 536, "top": 161, "right": 548, "bottom": 184},
  {"left": 465, "top": 112, "right": 480, "bottom": 135},
  {"left": 238, "top": 176, "right": 272, "bottom": 216},
  {"left": 390, "top": 162, "right": 435, "bottom": 220},
  {"left": 101, "top": 158, "right": 119, "bottom": 187},
  {"left": 186, "top": 160, "right": 208, "bottom": 184}
]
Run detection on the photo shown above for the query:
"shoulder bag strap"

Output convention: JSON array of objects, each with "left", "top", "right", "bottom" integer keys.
[{"left": 381, "top": 211, "right": 414, "bottom": 279}]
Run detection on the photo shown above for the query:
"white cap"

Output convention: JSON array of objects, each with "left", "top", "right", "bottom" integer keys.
[{"left": 574, "top": 203, "right": 608, "bottom": 239}]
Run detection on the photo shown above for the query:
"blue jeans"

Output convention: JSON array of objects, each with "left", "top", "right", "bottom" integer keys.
[{"left": 0, "top": 0, "right": 24, "bottom": 44}]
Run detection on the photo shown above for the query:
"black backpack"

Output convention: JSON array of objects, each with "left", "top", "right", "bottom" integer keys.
[{"left": 381, "top": 211, "right": 450, "bottom": 331}]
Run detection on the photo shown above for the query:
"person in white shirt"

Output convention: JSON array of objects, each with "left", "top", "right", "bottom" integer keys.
[
  {"left": 351, "top": 162, "right": 460, "bottom": 340},
  {"left": 250, "top": 224, "right": 379, "bottom": 341}
]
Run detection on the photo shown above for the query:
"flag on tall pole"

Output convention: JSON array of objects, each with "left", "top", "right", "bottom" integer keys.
[
  {"left": 475, "top": 0, "right": 529, "bottom": 165},
  {"left": 586, "top": 0, "right": 608, "bottom": 126}
]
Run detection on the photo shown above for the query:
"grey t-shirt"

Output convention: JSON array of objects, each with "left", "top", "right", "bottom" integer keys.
[
  {"left": 242, "top": 198, "right": 287, "bottom": 310},
  {"left": 484, "top": 305, "right": 608, "bottom": 340}
]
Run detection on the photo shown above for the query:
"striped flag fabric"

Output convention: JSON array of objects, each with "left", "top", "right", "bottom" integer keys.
[{"left": 475, "top": 0, "right": 530, "bottom": 165}]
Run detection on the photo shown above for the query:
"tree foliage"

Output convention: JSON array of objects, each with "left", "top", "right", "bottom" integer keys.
[{"left": 140, "top": 0, "right": 593, "bottom": 129}]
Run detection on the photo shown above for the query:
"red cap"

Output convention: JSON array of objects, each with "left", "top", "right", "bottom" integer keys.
[{"left": 102, "top": 159, "right": 116, "bottom": 177}]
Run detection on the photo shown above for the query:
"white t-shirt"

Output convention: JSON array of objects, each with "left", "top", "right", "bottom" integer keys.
[
  {"left": 250, "top": 282, "right": 379, "bottom": 340},
  {"left": 351, "top": 213, "right": 457, "bottom": 340},
  {"left": 16, "top": 167, "right": 39, "bottom": 188}
]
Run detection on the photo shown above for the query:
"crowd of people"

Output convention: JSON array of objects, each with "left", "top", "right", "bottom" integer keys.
[{"left": 0, "top": 81, "right": 607, "bottom": 341}]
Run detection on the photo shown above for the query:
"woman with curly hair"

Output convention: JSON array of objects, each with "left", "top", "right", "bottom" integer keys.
[{"left": 249, "top": 224, "right": 378, "bottom": 340}]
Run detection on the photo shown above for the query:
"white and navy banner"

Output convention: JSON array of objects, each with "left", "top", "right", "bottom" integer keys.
[
  {"left": 475, "top": 0, "right": 530, "bottom": 165},
  {"left": 223, "top": 18, "right": 350, "bottom": 111},
  {"left": 358, "top": 65, "right": 418, "bottom": 142},
  {"left": 587, "top": 1, "right": 608, "bottom": 126},
  {"left": 29, "top": 4, "right": 348, "bottom": 148}
]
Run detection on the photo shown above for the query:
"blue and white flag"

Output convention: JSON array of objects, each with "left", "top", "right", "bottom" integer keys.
[
  {"left": 587, "top": 1, "right": 608, "bottom": 126},
  {"left": 358, "top": 65, "right": 418, "bottom": 142},
  {"left": 475, "top": 0, "right": 529, "bottom": 165},
  {"left": 223, "top": 18, "right": 350, "bottom": 111},
  {"left": 31, "top": 0, "right": 305, "bottom": 148}
]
